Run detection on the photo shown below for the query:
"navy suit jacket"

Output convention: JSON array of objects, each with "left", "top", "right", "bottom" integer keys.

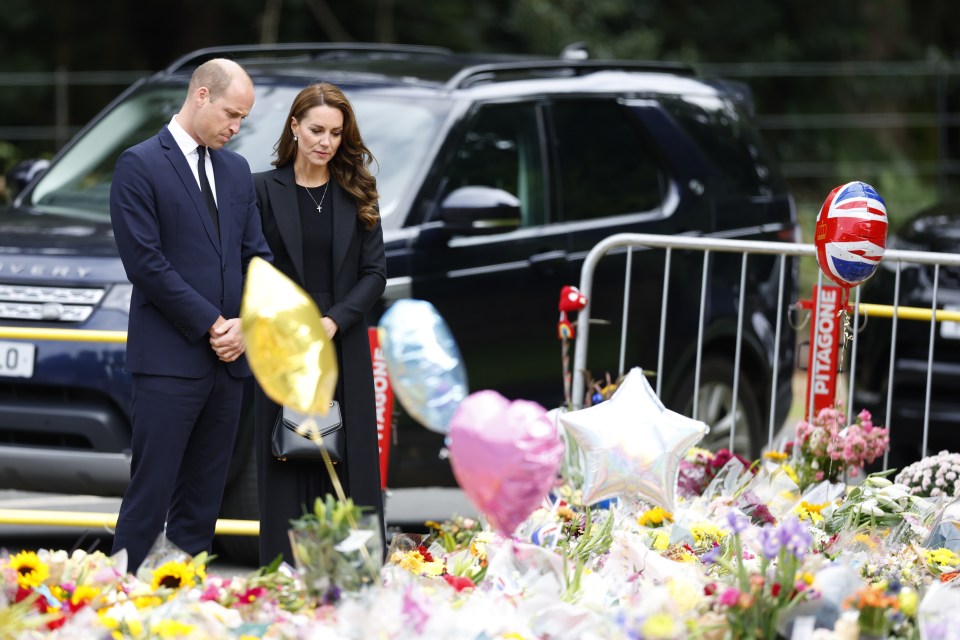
[{"left": 110, "top": 126, "right": 272, "bottom": 379}]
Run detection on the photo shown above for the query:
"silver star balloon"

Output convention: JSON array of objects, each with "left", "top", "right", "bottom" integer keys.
[{"left": 560, "top": 367, "right": 709, "bottom": 510}]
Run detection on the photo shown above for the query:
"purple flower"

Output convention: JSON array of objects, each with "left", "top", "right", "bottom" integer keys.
[
  {"left": 758, "top": 526, "right": 781, "bottom": 560},
  {"left": 701, "top": 543, "right": 722, "bottom": 565},
  {"left": 777, "top": 516, "right": 813, "bottom": 560},
  {"left": 726, "top": 511, "right": 749, "bottom": 534}
]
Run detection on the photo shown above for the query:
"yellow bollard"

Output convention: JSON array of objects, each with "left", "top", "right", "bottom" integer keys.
[
  {"left": 0, "top": 509, "right": 258, "bottom": 536},
  {"left": 857, "top": 303, "right": 960, "bottom": 323}
]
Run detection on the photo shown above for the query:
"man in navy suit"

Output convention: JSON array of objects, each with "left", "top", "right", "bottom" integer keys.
[{"left": 109, "top": 58, "right": 272, "bottom": 572}]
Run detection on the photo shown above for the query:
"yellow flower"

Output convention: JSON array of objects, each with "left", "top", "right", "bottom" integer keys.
[
  {"left": 151, "top": 619, "right": 196, "bottom": 638},
  {"left": 470, "top": 531, "right": 494, "bottom": 563},
  {"left": 6, "top": 551, "right": 50, "bottom": 589},
  {"left": 98, "top": 610, "right": 120, "bottom": 630},
  {"left": 134, "top": 595, "right": 163, "bottom": 609},
  {"left": 793, "top": 501, "right": 828, "bottom": 523},
  {"left": 51, "top": 584, "right": 70, "bottom": 601},
  {"left": 854, "top": 533, "right": 878, "bottom": 549},
  {"left": 685, "top": 447, "right": 713, "bottom": 462},
  {"left": 71, "top": 584, "right": 101, "bottom": 606},
  {"left": 690, "top": 522, "right": 727, "bottom": 547},
  {"left": 99, "top": 605, "right": 144, "bottom": 637},
  {"left": 557, "top": 505, "right": 576, "bottom": 521},
  {"left": 802, "top": 501, "right": 828, "bottom": 515},
  {"left": 638, "top": 506, "right": 674, "bottom": 527},
  {"left": 925, "top": 547, "right": 960, "bottom": 568},
  {"left": 150, "top": 560, "right": 198, "bottom": 591},
  {"left": 652, "top": 531, "right": 670, "bottom": 551},
  {"left": 642, "top": 612, "right": 679, "bottom": 638},
  {"left": 899, "top": 587, "right": 919, "bottom": 617},
  {"left": 764, "top": 450, "right": 788, "bottom": 462},
  {"left": 782, "top": 464, "right": 799, "bottom": 485},
  {"left": 391, "top": 549, "right": 444, "bottom": 577}
]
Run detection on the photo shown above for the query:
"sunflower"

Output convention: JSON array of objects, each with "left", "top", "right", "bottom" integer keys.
[
  {"left": 6, "top": 551, "right": 50, "bottom": 589},
  {"left": 150, "top": 560, "right": 198, "bottom": 591}
]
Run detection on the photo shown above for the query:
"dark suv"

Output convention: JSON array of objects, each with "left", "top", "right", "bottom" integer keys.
[
  {"left": 854, "top": 201, "right": 960, "bottom": 469},
  {"left": 0, "top": 43, "right": 796, "bottom": 560}
]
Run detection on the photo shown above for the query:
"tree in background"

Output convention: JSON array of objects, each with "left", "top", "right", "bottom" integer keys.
[{"left": 2, "top": 0, "right": 960, "bottom": 218}]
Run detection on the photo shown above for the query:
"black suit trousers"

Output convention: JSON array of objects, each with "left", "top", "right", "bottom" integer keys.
[{"left": 112, "top": 364, "right": 243, "bottom": 572}]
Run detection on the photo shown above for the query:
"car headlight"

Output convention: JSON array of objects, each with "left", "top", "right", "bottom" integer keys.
[{"left": 101, "top": 283, "right": 132, "bottom": 314}]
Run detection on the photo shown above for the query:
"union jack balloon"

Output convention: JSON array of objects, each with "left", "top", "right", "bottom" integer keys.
[{"left": 814, "top": 181, "right": 888, "bottom": 290}]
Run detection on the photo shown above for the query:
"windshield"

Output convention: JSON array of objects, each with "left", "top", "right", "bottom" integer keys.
[{"left": 28, "top": 82, "right": 450, "bottom": 228}]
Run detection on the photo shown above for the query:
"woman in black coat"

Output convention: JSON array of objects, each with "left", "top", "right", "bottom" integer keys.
[{"left": 252, "top": 82, "right": 386, "bottom": 566}]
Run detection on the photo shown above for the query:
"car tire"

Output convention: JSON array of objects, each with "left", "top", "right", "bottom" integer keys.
[
  {"left": 672, "top": 355, "right": 764, "bottom": 459},
  {"left": 216, "top": 442, "right": 259, "bottom": 567}
]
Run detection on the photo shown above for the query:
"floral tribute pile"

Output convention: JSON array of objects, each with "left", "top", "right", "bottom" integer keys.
[{"left": 6, "top": 407, "right": 960, "bottom": 639}]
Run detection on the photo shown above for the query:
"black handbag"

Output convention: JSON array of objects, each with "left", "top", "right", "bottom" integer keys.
[{"left": 271, "top": 401, "right": 344, "bottom": 463}]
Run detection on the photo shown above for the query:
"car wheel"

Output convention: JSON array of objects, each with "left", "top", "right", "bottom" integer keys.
[
  {"left": 216, "top": 440, "right": 259, "bottom": 567},
  {"left": 672, "top": 356, "right": 764, "bottom": 459}
]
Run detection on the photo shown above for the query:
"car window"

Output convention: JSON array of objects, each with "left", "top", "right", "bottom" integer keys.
[
  {"left": 442, "top": 102, "right": 545, "bottom": 227},
  {"left": 30, "top": 87, "right": 183, "bottom": 222},
  {"left": 27, "top": 84, "right": 449, "bottom": 229},
  {"left": 660, "top": 94, "right": 785, "bottom": 196},
  {"left": 552, "top": 99, "right": 666, "bottom": 221}
]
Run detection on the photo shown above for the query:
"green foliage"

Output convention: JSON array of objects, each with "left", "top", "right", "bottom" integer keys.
[
  {"left": 288, "top": 494, "right": 381, "bottom": 603},
  {"left": 3, "top": 1, "right": 960, "bottom": 213}
]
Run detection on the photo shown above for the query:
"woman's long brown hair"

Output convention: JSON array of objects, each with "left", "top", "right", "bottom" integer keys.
[{"left": 272, "top": 82, "right": 380, "bottom": 230}]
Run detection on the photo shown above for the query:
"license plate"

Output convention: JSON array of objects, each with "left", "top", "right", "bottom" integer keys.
[
  {"left": 942, "top": 306, "right": 960, "bottom": 339},
  {"left": 0, "top": 341, "right": 35, "bottom": 378}
]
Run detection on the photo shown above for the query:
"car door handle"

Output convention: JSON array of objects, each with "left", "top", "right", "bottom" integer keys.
[{"left": 528, "top": 250, "right": 567, "bottom": 274}]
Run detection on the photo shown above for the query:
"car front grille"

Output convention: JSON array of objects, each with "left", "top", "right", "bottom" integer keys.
[{"left": 0, "top": 283, "right": 105, "bottom": 322}]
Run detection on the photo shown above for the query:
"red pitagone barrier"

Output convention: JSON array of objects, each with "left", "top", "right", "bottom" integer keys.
[
  {"left": 369, "top": 327, "right": 394, "bottom": 490},
  {"left": 796, "top": 285, "right": 843, "bottom": 417}
]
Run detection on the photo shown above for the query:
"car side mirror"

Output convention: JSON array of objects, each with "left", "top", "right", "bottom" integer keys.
[
  {"left": 438, "top": 186, "right": 521, "bottom": 234},
  {"left": 5, "top": 159, "right": 50, "bottom": 198}
]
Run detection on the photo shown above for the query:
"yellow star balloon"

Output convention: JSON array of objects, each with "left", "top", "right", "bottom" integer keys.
[{"left": 240, "top": 257, "right": 337, "bottom": 415}]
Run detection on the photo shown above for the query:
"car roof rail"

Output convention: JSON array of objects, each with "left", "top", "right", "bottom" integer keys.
[
  {"left": 163, "top": 43, "right": 456, "bottom": 75},
  {"left": 443, "top": 59, "right": 697, "bottom": 92}
]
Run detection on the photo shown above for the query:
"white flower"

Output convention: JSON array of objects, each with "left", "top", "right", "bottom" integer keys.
[{"left": 858, "top": 498, "right": 885, "bottom": 516}]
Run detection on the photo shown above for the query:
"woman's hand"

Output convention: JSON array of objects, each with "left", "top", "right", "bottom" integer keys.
[{"left": 321, "top": 316, "right": 339, "bottom": 339}]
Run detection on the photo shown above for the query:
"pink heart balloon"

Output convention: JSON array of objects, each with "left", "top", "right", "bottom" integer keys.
[{"left": 448, "top": 390, "right": 564, "bottom": 536}]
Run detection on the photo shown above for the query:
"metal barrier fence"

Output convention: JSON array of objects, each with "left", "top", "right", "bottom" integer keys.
[
  {"left": 4, "top": 232, "right": 960, "bottom": 529},
  {"left": 571, "top": 233, "right": 960, "bottom": 471}
]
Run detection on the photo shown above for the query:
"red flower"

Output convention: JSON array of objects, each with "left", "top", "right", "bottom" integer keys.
[
  {"left": 239, "top": 586, "right": 268, "bottom": 604},
  {"left": 443, "top": 574, "right": 475, "bottom": 592},
  {"left": 771, "top": 582, "right": 782, "bottom": 597},
  {"left": 418, "top": 545, "right": 434, "bottom": 563},
  {"left": 704, "top": 582, "right": 717, "bottom": 596}
]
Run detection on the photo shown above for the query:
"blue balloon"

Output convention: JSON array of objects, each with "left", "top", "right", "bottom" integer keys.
[{"left": 378, "top": 299, "right": 469, "bottom": 434}]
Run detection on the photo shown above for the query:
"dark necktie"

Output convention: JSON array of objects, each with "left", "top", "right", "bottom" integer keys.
[{"left": 196, "top": 146, "right": 219, "bottom": 237}]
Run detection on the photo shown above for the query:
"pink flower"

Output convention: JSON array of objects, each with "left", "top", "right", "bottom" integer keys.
[{"left": 719, "top": 587, "right": 741, "bottom": 607}]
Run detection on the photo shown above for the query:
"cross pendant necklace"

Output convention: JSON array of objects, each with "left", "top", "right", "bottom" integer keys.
[{"left": 296, "top": 172, "right": 330, "bottom": 213}]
